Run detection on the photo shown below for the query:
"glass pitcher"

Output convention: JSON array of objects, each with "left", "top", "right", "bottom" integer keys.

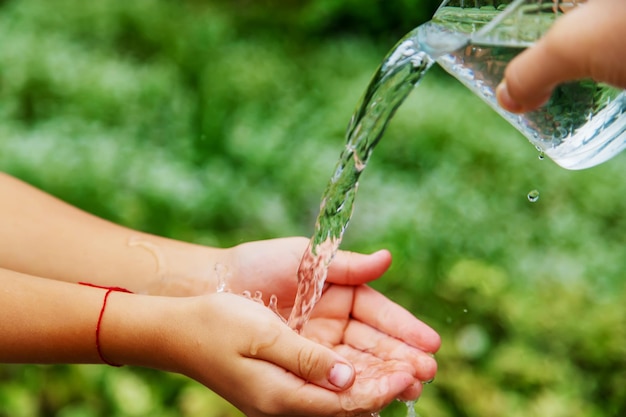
[{"left": 418, "top": 0, "right": 626, "bottom": 170}]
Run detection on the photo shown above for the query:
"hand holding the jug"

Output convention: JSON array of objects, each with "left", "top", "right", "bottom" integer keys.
[{"left": 497, "top": 0, "right": 626, "bottom": 113}]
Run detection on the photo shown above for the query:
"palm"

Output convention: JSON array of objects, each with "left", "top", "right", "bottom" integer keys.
[
  {"left": 230, "top": 237, "right": 392, "bottom": 311},
  {"left": 229, "top": 238, "right": 309, "bottom": 306},
  {"left": 302, "top": 284, "right": 429, "bottom": 406},
  {"left": 230, "top": 237, "right": 439, "bottom": 404}
]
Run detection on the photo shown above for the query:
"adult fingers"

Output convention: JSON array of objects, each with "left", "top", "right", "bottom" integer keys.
[
  {"left": 497, "top": 0, "right": 626, "bottom": 113},
  {"left": 397, "top": 381, "right": 424, "bottom": 402}
]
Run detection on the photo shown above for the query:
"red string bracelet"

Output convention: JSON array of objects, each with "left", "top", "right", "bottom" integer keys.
[{"left": 78, "top": 282, "right": 133, "bottom": 367}]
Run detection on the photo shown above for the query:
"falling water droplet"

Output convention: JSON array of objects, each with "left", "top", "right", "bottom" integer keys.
[
  {"left": 404, "top": 400, "right": 417, "bottom": 417},
  {"left": 534, "top": 145, "right": 545, "bottom": 160},
  {"left": 527, "top": 190, "right": 540, "bottom": 202}
]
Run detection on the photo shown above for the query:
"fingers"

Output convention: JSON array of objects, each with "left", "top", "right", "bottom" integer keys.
[
  {"left": 343, "top": 320, "right": 438, "bottom": 383},
  {"left": 246, "top": 319, "right": 356, "bottom": 391},
  {"left": 326, "top": 249, "right": 392, "bottom": 286},
  {"left": 333, "top": 344, "right": 423, "bottom": 408},
  {"left": 496, "top": 36, "right": 562, "bottom": 113},
  {"left": 497, "top": 0, "right": 626, "bottom": 113},
  {"left": 241, "top": 340, "right": 422, "bottom": 416},
  {"left": 194, "top": 294, "right": 406, "bottom": 417},
  {"left": 397, "top": 381, "right": 424, "bottom": 402},
  {"left": 352, "top": 285, "right": 441, "bottom": 354},
  {"left": 242, "top": 357, "right": 417, "bottom": 417}
]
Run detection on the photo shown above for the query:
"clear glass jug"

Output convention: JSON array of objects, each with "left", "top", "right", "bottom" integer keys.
[{"left": 418, "top": 0, "right": 626, "bottom": 170}]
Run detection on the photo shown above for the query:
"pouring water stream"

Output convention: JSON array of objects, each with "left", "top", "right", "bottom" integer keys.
[
  {"left": 286, "top": 21, "right": 463, "bottom": 333},
  {"left": 283, "top": 23, "right": 463, "bottom": 417}
]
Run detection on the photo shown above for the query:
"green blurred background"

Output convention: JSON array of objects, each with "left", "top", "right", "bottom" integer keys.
[{"left": 1, "top": 0, "right": 625, "bottom": 416}]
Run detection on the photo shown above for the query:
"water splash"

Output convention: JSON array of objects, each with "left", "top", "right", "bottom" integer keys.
[{"left": 217, "top": 264, "right": 284, "bottom": 321}]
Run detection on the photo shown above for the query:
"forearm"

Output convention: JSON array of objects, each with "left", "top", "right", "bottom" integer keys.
[
  {"left": 0, "top": 269, "right": 114, "bottom": 362},
  {"left": 0, "top": 172, "right": 227, "bottom": 295},
  {"left": 0, "top": 267, "right": 178, "bottom": 370}
]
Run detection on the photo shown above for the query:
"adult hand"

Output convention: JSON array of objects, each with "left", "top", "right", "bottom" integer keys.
[{"left": 497, "top": 0, "right": 626, "bottom": 113}]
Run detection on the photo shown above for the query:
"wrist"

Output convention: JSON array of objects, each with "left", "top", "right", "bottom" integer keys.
[
  {"left": 132, "top": 235, "right": 230, "bottom": 297},
  {"left": 100, "top": 292, "right": 178, "bottom": 370}
]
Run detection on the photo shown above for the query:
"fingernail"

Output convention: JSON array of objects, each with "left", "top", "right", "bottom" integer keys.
[
  {"left": 329, "top": 363, "right": 354, "bottom": 389},
  {"left": 496, "top": 81, "right": 523, "bottom": 113}
]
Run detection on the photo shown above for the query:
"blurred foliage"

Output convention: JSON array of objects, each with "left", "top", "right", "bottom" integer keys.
[{"left": 1, "top": 0, "right": 625, "bottom": 417}]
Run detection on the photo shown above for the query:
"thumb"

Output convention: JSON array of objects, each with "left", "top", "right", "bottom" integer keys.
[
  {"left": 326, "top": 249, "right": 392, "bottom": 286},
  {"left": 497, "top": 0, "right": 626, "bottom": 113},
  {"left": 250, "top": 324, "right": 355, "bottom": 391}
]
